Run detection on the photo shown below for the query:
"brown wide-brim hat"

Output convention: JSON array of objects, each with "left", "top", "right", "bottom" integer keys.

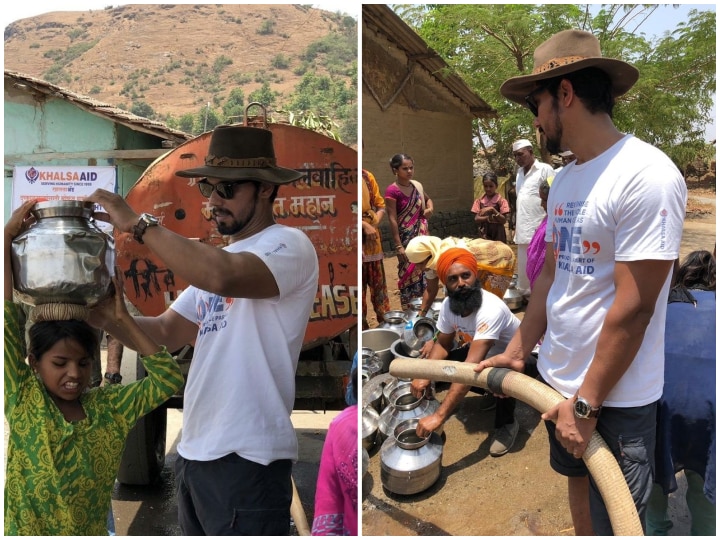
[
  {"left": 175, "top": 125, "right": 304, "bottom": 184},
  {"left": 500, "top": 29, "right": 639, "bottom": 106}
]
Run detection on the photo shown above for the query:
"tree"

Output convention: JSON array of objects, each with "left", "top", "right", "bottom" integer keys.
[
  {"left": 130, "top": 100, "right": 155, "bottom": 119},
  {"left": 222, "top": 87, "right": 245, "bottom": 123},
  {"left": 409, "top": 4, "right": 715, "bottom": 172},
  {"left": 248, "top": 82, "right": 278, "bottom": 108},
  {"left": 177, "top": 113, "right": 195, "bottom": 134}
]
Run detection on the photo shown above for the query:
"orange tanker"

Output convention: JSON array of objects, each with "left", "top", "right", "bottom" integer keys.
[{"left": 117, "top": 112, "right": 358, "bottom": 350}]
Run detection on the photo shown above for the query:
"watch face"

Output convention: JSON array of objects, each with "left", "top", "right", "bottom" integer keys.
[
  {"left": 142, "top": 213, "right": 160, "bottom": 225},
  {"left": 574, "top": 399, "right": 590, "bottom": 418}
]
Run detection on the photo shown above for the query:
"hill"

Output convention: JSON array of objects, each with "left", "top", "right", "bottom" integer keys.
[{"left": 4, "top": 4, "right": 357, "bottom": 141}]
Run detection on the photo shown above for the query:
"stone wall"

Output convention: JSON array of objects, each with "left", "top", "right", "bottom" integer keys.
[{"left": 378, "top": 210, "right": 477, "bottom": 255}]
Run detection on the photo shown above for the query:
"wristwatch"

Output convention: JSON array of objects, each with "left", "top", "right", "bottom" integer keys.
[
  {"left": 573, "top": 395, "right": 602, "bottom": 419},
  {"left": 104, "top": 372, "right": 122, "bottom": 385},
  {"left": 132, "top": 213, "right": 160, "bottom": 244}
]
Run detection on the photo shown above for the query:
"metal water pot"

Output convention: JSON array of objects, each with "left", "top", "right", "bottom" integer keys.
[
  {"left": 380, "top": 418, "right": 444, "bottom": 495},
  {"left": 378, "top": 385, "right": 440, "bottom": 441},
  {"left": 361, "top": 329, "right": 400, "bottom": 373},
  {"left": 361, "top": 347, "right": 382, "bottom": 380},
  {"left": 404, "top": 297, "right": 424, "bottom": 320},
  {"left": 401, "top": 316, "right": 436, "bottom": 357},
  {"left": 362, "top": 405, "right": 380, "bottom": 452},
  {"left": 379, "top": 310, "right": 408, "bottom": 334},
  {"left": 11, "top": 201, "right": 115, "bottom": 307}
]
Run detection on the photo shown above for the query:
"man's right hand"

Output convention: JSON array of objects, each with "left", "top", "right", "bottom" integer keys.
[
  {"left": 416, "top": 413, "right": 443, "bottom": 438},
  {"left": 475, "top": 351, "right": 526, "bottom": 374},
  {"left": 85, "top": 189, "right": 139, "bottom": 234},
  {"left": 419, "top": 340, "right": 434, "bottom": 358},
  {"left": 410, "top": 378, "right": 430, "bottom": 399}
]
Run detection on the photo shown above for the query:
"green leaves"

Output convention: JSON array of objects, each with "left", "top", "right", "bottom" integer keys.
[{"left": 400, "top": 4, "right": 715, "bottom": 170}]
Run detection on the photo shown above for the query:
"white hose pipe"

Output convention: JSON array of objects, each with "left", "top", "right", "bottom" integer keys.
[{"left": 389, "top": 358, "right": 644, "bottom": 536}]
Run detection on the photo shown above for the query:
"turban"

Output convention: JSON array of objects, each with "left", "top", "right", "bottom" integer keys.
[
  {"left": 436, "top": 247, "right": 477, "bottom": 285},
  {"left": 406, "top": 236, "right": 442, "bottom": 266}
]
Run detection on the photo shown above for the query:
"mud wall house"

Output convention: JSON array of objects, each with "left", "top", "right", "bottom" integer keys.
[
  {"left": 3, "top": 69, "right": 191, "bottom": 219},
  {"left": 362, "top": 4, "right": 496, "bottom": 251}
]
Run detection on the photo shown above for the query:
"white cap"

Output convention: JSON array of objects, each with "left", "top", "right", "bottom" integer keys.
[
  {"left": 559, "top": 150, "right": 575, "bottom": 157},
  {"left": 512, "top": 139, "right": 532, "bottom": 152}
]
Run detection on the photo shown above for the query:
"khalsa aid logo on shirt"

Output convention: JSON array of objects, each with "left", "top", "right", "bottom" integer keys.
[
  {"left": 552, "top": 200, "right": 601, "bottom": 276},
  {"left": 476, "top": 322, "right": 489, "bottom": 334},
  {"left": 196, "top": 295, "right": 235, "bottom": 336},
  {"left": 455, "top": 330, "right": 474, "bottom": 346}
]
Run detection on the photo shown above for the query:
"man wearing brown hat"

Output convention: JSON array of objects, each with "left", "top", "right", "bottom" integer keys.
[
  {"left": 476, "top": 30, "right": 687, "bottom": 534},
  {"left": 86, "top": 125, "right": 319, "bottom": 535}
]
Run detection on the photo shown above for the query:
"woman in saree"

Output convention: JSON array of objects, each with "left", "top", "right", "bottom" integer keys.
[
  {"left": 406, "top": 234, "right": 517, "bottom": 316},
  {"left": 384, "top": 153, "right": 434, "bottom": 309}
]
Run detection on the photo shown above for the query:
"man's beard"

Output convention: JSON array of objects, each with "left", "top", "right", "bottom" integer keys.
[
  {"left": 544, "top": 100, "right": 564, "bottom": 155},
  {"left": 213, "top": 196, "right": 257, "bottom": 236},
  {"left": 448, "top": 281, "right": 483, "bottom": 316}
]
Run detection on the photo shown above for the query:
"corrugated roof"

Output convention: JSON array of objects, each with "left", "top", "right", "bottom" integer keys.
[
  {"left": 363, "top": 4, "right": 496, "bottom": 118},
  {"left": 5, "top": 69, "right": 192, "bottom": 144}
]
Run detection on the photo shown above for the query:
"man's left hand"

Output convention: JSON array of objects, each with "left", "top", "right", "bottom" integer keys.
[{"left": 541, "top": 398, "right": 597, "bottom": 459}]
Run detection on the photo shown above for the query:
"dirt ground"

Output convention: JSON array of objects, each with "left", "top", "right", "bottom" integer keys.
[{"left": 361, "top": 188, "right": 715, "bottom": 536}]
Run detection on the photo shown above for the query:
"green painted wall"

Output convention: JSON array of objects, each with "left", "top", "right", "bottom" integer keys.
[{"left": 5, "top": 95, "right": 167, "bottom": 221}]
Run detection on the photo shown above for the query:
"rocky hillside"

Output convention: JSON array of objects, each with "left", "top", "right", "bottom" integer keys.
[{"left": 4, "top": 4, "right": 356, "bottom": 134}]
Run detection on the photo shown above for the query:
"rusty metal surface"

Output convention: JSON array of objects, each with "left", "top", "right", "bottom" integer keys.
[{"left": 117, "top": 123, "right": 357, "bottom": 348}]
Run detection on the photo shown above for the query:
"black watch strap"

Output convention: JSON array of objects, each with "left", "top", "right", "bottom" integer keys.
[
  {"left": 132, "top": 213, "right": 159, "bottom": 244},
  {"left": 104, "top": 372, "right": 122, "bottom": 384}
]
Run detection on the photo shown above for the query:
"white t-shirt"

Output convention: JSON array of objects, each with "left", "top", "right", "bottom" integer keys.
[
  {"left": 515, "top": 159, "right": 554, "bottom": 244},
  {"left": 541, "top": 134, "right": 687, "bottom": 406},
  {"left": 436, "top": 289, "right": 520, "bottom": 356},
  {"left": 172, "top": 224, "right": 319, "bottom": 464}
]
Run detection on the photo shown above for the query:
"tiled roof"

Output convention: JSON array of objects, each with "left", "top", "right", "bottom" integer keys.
[
  {"left": 363, "top": 5, "right": 496, "bottom": 118},
  {"left": 5, "top": 69, "right": 192, "bottom": 144}
]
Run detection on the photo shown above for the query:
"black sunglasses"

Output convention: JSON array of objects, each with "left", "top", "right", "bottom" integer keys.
[
  {"left": 197, "top": 179, "right": 250, "bottom": 199},
  {"left": 524, "top": 85, "right": 548, "bottom": 117}
]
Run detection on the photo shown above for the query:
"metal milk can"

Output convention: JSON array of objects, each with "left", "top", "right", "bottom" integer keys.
[
  {"left": 401, "top": 316, "right": 436, "bottom": 357},
  {"left": 380, "top": 418, "right": 444, "bottom": 495},
  {"left": 380, "top": 310, "right": 409, "bottom": 334},
  {"left": 11, "top": 200, "right": 115, "bottom": 308},
  {"left": 378, "top": 385, "right": 440, "bottom": 441}
]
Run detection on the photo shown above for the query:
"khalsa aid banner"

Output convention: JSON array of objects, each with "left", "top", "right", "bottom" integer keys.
[{"left": 12, "top": 166, "right": 117, "bottom": 232}]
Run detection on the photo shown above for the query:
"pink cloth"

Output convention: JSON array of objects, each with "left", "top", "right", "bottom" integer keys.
[
  {"left": 471, "top": 193, "right": 510, "bottom": 215},
  {"left": 311, "top": 405, "right": 358, "bottom": 536},
  {"left": 526, "top": 216, "right": 547, "bottom": 289}
]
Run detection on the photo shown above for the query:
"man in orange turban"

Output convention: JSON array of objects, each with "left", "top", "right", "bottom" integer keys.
[
  {"left": 411, "top": 247, "right": 525, "bottom": 457},
  {"left": 435, "top": 248, "right": 479, "bottom": 287}
]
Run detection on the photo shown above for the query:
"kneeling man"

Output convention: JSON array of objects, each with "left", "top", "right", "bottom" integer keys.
[{"left": 411, "top": 247, "right": 524, "bottom": 457}]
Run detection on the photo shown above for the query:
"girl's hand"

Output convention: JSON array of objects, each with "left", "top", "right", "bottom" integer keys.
[
  {"left": 5, "top": 200, "right": 38, "bottom": 242},
  {"left": 88, "top": 269, "right": 129, "bottom": 329},
  {"left": 423, "top": 207, "right": 433, "bottom": 219}
]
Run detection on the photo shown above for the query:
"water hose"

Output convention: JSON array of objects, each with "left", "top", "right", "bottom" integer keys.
[
  {"left": 291, "top": 476, "right": 311, "bottom": 535},
  {"left": 389, "top": 358, "right": 644, "bottom": 536}
]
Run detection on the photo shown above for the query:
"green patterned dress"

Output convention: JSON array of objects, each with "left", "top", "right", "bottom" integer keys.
[{"left": 4, "top": 301, "right": 184, "bottom": 535}]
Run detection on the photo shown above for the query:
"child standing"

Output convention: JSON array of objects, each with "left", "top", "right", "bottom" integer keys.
[{"left": 4, "top": 200, "right": 183, "bottom": 535}]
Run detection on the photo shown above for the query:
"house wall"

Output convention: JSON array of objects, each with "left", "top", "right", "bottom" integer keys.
[
  {"left": 362, "top": 20, "right": 477, "bottom": 251},
  {"left": 4, "top": 86, "right": 164, "bottom": 220}
]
